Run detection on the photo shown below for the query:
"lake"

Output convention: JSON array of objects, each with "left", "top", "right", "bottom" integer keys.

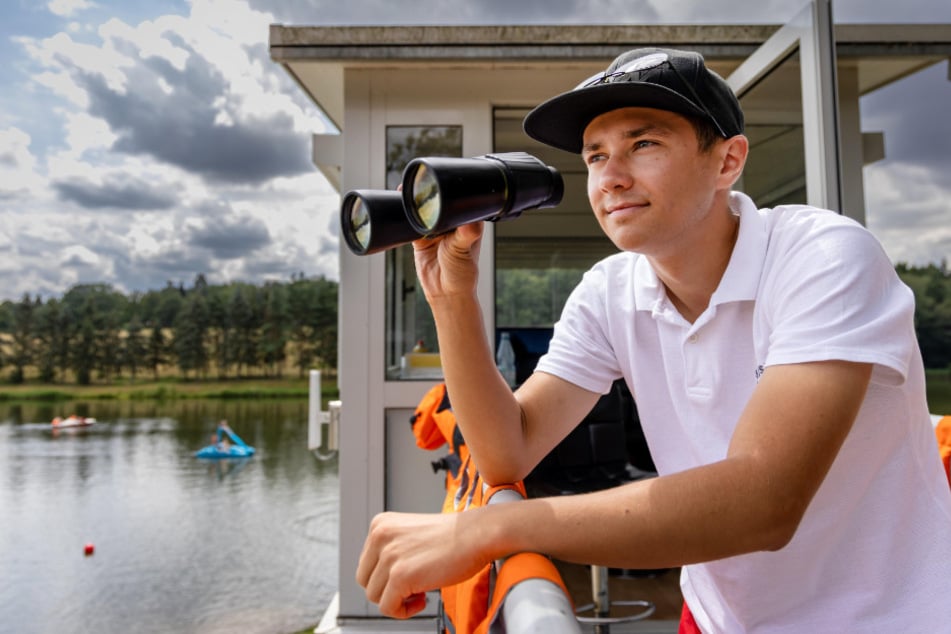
[{"left": 0, "top": 398, "right": 338, "bottom": 634}]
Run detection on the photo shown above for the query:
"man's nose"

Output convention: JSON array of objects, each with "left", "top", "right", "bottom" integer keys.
[{"left": 598, "top": 156, "right": 633, "bottom": 191}]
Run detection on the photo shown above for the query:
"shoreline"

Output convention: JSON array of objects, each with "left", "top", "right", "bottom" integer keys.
[
  {"left": 0, "top": 375, "right": 339, "bottom": 402},
  {"left": 2, "top": 370, "right": 947, "bottom": 409}
]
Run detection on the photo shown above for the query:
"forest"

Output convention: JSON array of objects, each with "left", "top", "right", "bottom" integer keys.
[
  {"left": 896, "top": 261, "right": 951, "bottom": 369},
  {"left": 0, "top": 274, "right": 337, "bottom": 385},
  {"left": 0, "top": 261, "right": 948, "bottom": 386}
]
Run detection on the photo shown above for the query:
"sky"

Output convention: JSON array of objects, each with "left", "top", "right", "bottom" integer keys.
[{"left": 1, "top": 0, "right": 950, "bottom": 303}]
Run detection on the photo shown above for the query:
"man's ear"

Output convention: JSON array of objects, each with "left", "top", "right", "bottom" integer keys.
[{"left": 717, "top": 134, "right": 749, "bottom": 190}]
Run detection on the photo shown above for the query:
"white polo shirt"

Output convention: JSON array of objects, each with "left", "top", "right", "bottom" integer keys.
[{"left": 536, "top": 191, "right": 951, "bottom": 632}]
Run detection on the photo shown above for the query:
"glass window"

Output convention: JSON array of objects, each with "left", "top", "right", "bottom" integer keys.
[
  {"left": 860, "top": 60, "right": 950, "bottom": 268},
  {"left": 493, "top": 107, "right": 616, "bottom": 331},
  {"left": 735, "top": 51, "right": 807, "bottom": 208},
  {"left": 492, "top": 107, "right": 616, "bottom": 386},
  {"left": 384, "top": 125, "right": 462, "bottom": 380}
]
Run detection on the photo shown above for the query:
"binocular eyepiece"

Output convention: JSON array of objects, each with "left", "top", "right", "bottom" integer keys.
[{"left": 341, "top": 151, "right": 564, "bottom": 255}]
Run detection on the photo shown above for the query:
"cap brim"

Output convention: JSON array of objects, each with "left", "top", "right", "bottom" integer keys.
[{"left": 523, "top": 82, "right": 709, "bottom": 154}]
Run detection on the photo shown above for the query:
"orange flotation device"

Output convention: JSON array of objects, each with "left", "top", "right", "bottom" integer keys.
[
  {"left": 936, "top": 415, "right": 951, "bottom": 487},
  {"left": 411, "top": 383, "right": 572, "bottom": 634}
]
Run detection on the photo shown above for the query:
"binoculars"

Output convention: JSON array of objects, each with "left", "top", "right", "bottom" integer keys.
[{"left": 340, "top": 151, "right": 564, "bottom": 255}]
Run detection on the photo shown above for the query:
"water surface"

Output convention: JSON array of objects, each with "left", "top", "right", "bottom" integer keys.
[{"left": 0, "top": 399, "right": 338, "bottom": 634}]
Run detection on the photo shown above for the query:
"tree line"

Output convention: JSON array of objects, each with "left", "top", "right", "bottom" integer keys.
[
  {"left": 0, "top": 261, "right": 948, "bottom": 386},
  {"left": 496, "top": 262, "right": 951, "bottom": 371},
  {"left": 0, "top": 274, "right": 338, "bottom": 385},
  {"left": 896, "top": 261, "right": 951, "bottom": 370}
]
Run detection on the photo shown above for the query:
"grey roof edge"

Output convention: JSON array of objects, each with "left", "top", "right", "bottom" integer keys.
[
  {"left": 269, "top": 24, "right": 778, "bottom": 47},
  {"left": 269, "top": 23, "right": 951, "bottom": 63},
  {"left": 270, "top": 44, "right": 769, "bottom": 63},
  {"left": 268, "top": 23, "right": 951, "bottom": 45}
]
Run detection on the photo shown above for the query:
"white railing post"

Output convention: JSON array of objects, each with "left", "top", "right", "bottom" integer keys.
[
  {"left": 308, "top": 369, "right": 321, "bottom": 450},
  {"left": 309, "top": 369, "right": 340, "bottom": 460}
]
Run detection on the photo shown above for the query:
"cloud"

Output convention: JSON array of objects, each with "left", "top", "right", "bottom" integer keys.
[
  {"left": 0, "top": 219, "right": 115, "bottom": 299},
  {"left": 858, "top": 60, "right": 951, "bottom": 268},
  {"left": 255, "top": 0, "right": 951, "bottom": 26},
  {"left": 22, "top": 4, "right": 324, "bottom": 186},
  {"left": 61, "top": 111, "right": 118, "bottom": 156},
  {"left": 0, "top": 0, "right": 340, "bottom": 302},
  {"left": 252, "top": 0, "right": 951, "bottom": 30},
  {"left": 53, "top": 175, "right": 178, "bottom": 210},
  {"left": 59, "top": 244, "right": 102, "bottom": 268},
  {"left": 253, "top": 0, "right": 664, "bottom": 25},
  {"left": 250, "top": 0, "right": 824, "bottom": 26},
  {"left": 78, "top": 38, "right": 313, "bottom": 183},
  {"left": 185, "top": 210, "right": 272, "bottom": 259},
  {"left": 4, "top": 0, "right": 951, "bottom": 306},
  {"left": 860, "top": 61, "right": 951, "bottom": 170},
  {"left": 47, "top": 0, "right": 97, "bottom": 18},
  {"left": 0, "top": 127, "right": 46, "bottom": 200},
  {"left": 113, "top": 249, "right": 215, "bottom": 293},
  {"left": 864, "top": 161, "right": 951, "bottom": 266}
]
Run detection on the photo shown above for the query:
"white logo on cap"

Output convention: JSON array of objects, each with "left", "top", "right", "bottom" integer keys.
[
  {"left": 616, "top": 52, "right": 669, "bottom": 74},
  {"left": 572, "top": 52, "right": 671, "bottom": 91}
]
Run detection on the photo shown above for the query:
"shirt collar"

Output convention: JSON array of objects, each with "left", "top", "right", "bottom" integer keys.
[
  {"left": 633, "top": 191, "right": 766, "bottom": 313},
  {"left": 709, "top": 191, "right": 767, "bottom": 306}
]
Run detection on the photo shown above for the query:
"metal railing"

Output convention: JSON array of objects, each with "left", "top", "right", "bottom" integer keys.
[
  {"left": 486, "top": 488, "right": 582, "bottom": 634},
  {"left": 306, "top": 373, "right": 580, "bottom": 633}
]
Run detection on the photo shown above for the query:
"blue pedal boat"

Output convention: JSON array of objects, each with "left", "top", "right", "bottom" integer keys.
[{"left": 196, "top": 423, "right": 255, "bottom": 459}]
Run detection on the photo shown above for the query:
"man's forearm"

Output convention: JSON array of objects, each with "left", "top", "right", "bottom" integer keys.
[
  {"left": 477, "top": 456, "right": 797, "bottom": 571},
  {"left": 430, "top": 293, "right": 529, "bottom": 484},
  {"left": 479, "top": 361, "right": 870, "bottom": 569}
]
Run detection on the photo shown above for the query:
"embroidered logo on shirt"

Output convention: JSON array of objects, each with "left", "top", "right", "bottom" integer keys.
[{"left": 755, "top": 364, "right": 765, "bottom": 381}]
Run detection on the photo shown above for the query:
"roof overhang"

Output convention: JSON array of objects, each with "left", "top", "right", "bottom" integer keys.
[{"left": 269, "top": 23, "right": 951, "bottom": 129}]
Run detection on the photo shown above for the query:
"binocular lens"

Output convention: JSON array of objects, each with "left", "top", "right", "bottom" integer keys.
[
  {"left": 340, "top": 190, "right": 420, "bottom": 255},
  {"left": 339, "top": 152, "right": 563, "bottom": 255},
  {"left": 348, "top": 197, "right": 371, "bottom": 251},
  {"left": 411, "top": 164, "right": 441, "bottom": 231}
]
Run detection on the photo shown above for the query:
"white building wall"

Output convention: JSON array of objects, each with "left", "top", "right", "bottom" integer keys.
[{"left": 335, "top": 65, "right": 596, "bottom": 617}]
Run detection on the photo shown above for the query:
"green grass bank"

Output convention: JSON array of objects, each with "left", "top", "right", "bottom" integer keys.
[
  {"left": 0, "top": 375, "right": 339, "bottom": 402},
  {"left": 1, "top": 369, "right": 949, "bottom": 412}
]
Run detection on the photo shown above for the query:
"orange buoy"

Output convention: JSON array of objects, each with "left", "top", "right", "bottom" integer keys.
[{"left": 84, "top": 543, "right": 95, "bottom": 556}]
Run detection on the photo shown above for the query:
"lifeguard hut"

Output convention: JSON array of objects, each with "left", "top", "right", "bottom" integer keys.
[{"left": 270, "top": 3, "right": 951, "bottom": 629}]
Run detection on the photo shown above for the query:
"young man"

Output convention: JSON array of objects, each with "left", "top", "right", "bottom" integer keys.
[{"left": 357, "top": 48, "right": 951, "bottom": 632}]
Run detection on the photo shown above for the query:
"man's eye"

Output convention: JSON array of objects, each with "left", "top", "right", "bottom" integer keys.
[
  {"left": 585, "top": 153, "right": 606, "bottom": 165},
  {"left": 634, "top": 140, "right": 656, "bottom": 150}
]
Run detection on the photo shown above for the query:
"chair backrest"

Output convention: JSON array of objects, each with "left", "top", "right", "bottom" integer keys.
[
  {"left": 494, "top": 327, "right": 655, "bottom": 494},
  {"left": 526, "top": 379, "right": 654, "bottom": 495}
]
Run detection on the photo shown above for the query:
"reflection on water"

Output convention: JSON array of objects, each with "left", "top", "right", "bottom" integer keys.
[{"left": 0, "top": 399, "right": 339, "bottom": 634}]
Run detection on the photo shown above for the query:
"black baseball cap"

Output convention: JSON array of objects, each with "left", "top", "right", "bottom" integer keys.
[{"left": 523, "top": 47, "right": 744, "bottom": 154}]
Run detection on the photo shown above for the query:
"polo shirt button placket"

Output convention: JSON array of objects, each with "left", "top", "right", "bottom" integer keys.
[{"left": 684, "top": 331, "right": 711, "bottom": 400}]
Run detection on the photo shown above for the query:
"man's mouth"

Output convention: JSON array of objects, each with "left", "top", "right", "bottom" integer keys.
[{"left": 606, "top": 201, "right": 648, "bottom": 214}]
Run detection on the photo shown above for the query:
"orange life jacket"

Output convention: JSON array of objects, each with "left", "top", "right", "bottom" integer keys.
[
  {"left": 936, "top": 415, "right": 951, "bottom": 487},
  {"left": 411, "top": 382, "right": 572, "bottom": 634},
  {"left": 412, "top": 382, "right": 467, "bottom": 515}
]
